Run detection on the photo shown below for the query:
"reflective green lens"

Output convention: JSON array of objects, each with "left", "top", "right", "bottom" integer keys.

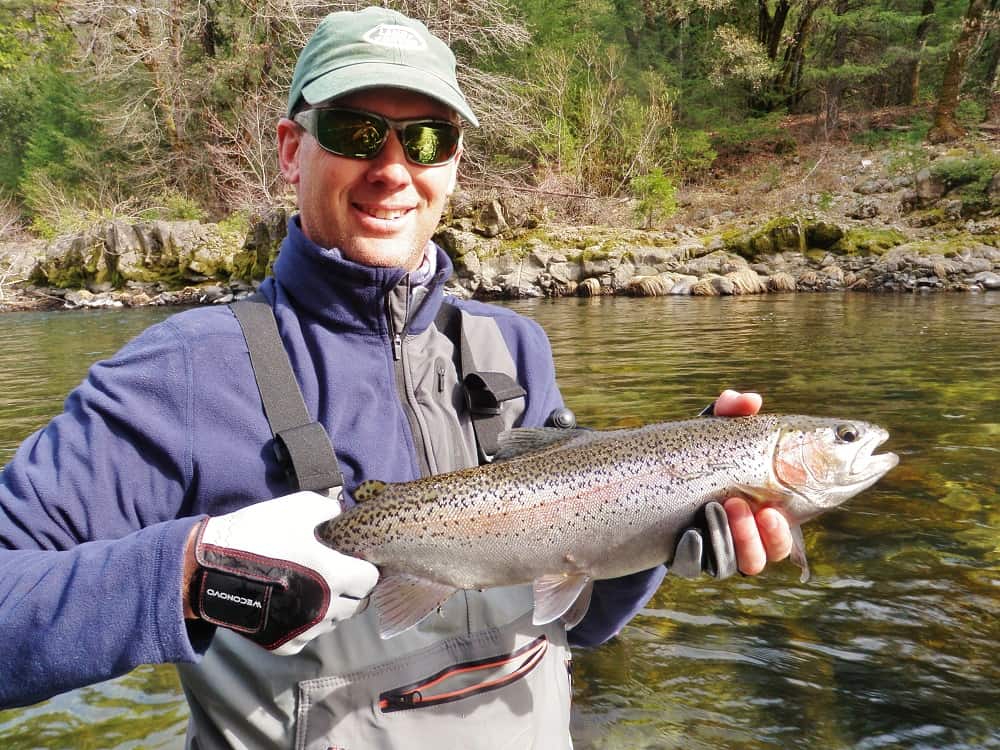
[
  {"left": 316, "top": 112, "right": 388, "bottom": 159},
  {"left": 403, "top": 124, "right": 459, "bottom": 165},
  {"left": 303, "top": 108, "right": 460, "bottom": 166}
]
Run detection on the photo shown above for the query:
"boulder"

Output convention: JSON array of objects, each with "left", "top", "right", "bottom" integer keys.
[
  {"left": 476, "top": 200, "right": 508, "bottom": 238},
  {"left": 726, "top": 268, "right": 767, "bottom": 294},
  {"left": 915, "top": 168, "right": 946, "bottom": 204},
  {"left": 625, "top": 275, "right": 672, "bottom": 296}
]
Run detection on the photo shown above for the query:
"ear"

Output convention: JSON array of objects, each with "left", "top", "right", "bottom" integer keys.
[{"left": 277, "top": 118, "right": 303, "bottom": 185}]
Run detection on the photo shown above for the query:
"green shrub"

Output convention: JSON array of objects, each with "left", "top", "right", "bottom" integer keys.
[
  {"left": 674, "top": 129, "right": 717, "bottom": 178},
  {"left": 631, "top": 169, "right": 677, "bottom": 229},
  {"left": 956, "top": 99, "right": 986, "bottom": 128}
]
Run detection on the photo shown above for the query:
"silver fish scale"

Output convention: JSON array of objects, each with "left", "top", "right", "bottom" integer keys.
[{"left": 320, "top": 416, "right": 785, "bottom": 589}]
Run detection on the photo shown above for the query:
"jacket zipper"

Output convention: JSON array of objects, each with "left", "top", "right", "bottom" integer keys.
[{"left": 386, "top": 279, "right": 433, "bottom": 476}]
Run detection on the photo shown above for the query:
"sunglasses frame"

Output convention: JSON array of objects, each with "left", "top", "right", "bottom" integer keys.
[{"left": 293, "top": 106, "right": 462, "bottom": 166}]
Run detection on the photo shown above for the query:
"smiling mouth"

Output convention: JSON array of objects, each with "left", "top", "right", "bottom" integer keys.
[{"left": 356, "top": 205, "right": 413, "bottom": 221}]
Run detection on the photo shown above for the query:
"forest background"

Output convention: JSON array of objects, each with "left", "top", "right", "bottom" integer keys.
[{"left": 1, "top": 0, "right": 998, "bottom": 241}]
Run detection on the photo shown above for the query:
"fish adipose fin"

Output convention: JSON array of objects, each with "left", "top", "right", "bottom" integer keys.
[
  {"left": 372, "top": 571, "right": 457, "bottom": 639},
  {"left": 789, "top": 524, "right": 810, "bottom": 583},
  {"left": 532, "top": 573, "right": 593, "bottom": 626},
  {"left": 494, "top": 428, "right": 591, "bottom": 462},
  {"left": 354, "top": 479, "right": 389, "bottom": 503}
]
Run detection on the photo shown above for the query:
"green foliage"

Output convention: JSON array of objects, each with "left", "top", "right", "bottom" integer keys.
[
  {"left": 147, "top": 191, "right": 209, "bottom": 222},
  {"left": 852, "top": 115, "right": 932, "bottom": 150},
  {"left": 929, "top": 153, "right": 1000, "bottom": 208},
  {"left": 673, "top": 130, "right": 717, "bottom": 179},
  {"left": 956, "top": 99, "right": 986, "bottom": 128},
  {"left": 711, "top": 113, "right": 794, "bottom": 154},
  {"left": 631, "top": 168, "right": 677, "bottom": 229}
]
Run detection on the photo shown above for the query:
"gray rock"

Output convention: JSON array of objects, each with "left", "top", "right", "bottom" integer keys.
[
  {"left": 854, "top": 178, "right": 894, "bottom": 195},
  {"left": 849, "top": 198, "right": 879, "bottom": 219},
  {"left": 915, "top": 168, "right": 946, "bottom": 203},
  {"left": 974, "top": 271, "right": 1000, "bottom": 290},
  {"left": 477, "top": 200, "right": 508, "bottom": 238}
]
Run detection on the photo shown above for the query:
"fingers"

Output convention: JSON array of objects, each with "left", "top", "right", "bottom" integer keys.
[
  {"left": 713, "top": 390, "right": 763, "bottom": 417},
  {"left": 723, "top": 497, "right": 792, "bottom": 575}
]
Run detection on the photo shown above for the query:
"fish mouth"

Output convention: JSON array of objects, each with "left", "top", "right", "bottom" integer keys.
[{"left": 849, "top": 426, "right": 899, "bottom": 482}]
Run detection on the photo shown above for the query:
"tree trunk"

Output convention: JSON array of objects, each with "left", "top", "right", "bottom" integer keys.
[
  {"left": 906, "top": 0, "right": 936, "bottom": 105},
  {"left": 929, "top": 0, "right": 989, "bottom": 142},
  {"left": 758, "top": 0, "right": 791, "bottom": 60},
  {"left": 824, "top": 0, "right": 850, "bottom": 137},
  {"left": 776, "top": 0, "right": 822, "bottom": 107}
]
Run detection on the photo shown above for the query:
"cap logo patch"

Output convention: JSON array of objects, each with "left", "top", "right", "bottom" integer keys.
[{"left": 362, "top": 24, "right": 427, "bottom": 51}]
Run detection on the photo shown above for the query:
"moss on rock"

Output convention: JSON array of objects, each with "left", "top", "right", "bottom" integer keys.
[{"left": 832, "top": 227, "right": 907, "bottom": 256}]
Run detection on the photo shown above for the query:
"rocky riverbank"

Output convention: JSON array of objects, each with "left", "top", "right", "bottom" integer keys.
[{"left": 3, "top": 142, "right": 1000, "bottom": 311}]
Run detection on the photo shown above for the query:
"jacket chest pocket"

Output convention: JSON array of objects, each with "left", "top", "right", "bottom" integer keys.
[{"left": 294, "top": 623, "right": 572, "bottom": 750}]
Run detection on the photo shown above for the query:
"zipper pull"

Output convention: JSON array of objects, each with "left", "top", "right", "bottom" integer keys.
[
  {"left": 436, "top": 362, "right": 446, "bottom": 392},
  {"left": 393, "top": 333, "right": 403, "bottom": 361}
]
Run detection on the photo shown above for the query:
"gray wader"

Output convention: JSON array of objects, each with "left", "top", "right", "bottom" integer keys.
[{"left": 177, "top": 292, "right": 574, "bottom": 750}]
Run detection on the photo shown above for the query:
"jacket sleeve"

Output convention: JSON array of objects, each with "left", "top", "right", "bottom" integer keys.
[
  {"left": 498, "top": 312, "right": 669, "bottom": 647},
  {"left": 0, "top": 321, "right": 206, "bottom": 708}
]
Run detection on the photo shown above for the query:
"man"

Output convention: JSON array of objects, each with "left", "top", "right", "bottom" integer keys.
[{"left": 0, "top": 7, "right": 791, "bottom": 747}]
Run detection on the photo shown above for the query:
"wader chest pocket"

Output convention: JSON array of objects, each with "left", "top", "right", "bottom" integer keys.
[{"left": 379, "top": 635, "right": 547, "bottom": 713}]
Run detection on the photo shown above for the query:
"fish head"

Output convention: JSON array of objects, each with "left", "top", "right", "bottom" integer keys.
[{"left": 771, "top": 416, "right": 899, "bottom": 517}]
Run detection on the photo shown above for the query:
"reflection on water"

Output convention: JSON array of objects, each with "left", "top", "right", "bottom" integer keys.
[{"left": 1, "top": 295, "right": 998, "bottom": 749}]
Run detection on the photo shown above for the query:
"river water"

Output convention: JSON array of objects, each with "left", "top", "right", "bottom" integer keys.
[{"left": 0, "top": 293, "right": 997, "bottom": 749}]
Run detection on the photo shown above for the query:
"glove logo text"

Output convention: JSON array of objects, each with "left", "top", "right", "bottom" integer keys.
[{"left": 206, "top": 588, "right": 263, "bottom": 609}]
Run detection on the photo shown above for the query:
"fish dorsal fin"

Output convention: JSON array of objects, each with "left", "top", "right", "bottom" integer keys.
[
  {"left": 789, "top": 524, "right": 810, "bottom": 583},
  {"left": 532, "top": 573, "right": 593, "bottom": 626},
  {"left": 355, "top": 479, "right": 389, "bottom": 503},
  {"left": 494, "top": 428, "right": 590, "bottom": 462},
  {"left": 372, "top": 571, "right": 457, "bottom": 639}
]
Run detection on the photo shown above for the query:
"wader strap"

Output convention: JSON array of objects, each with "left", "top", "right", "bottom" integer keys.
[
  {"left": 230, "top": 296, "right": 343, "bottom": 491},
  {"left": 435, "top": 302, "right": 525, "bottom": 462}
]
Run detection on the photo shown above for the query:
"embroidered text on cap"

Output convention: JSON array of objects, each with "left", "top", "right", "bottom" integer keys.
[{"left": 362, "top": 24, "right": 428, "bottom": 51}]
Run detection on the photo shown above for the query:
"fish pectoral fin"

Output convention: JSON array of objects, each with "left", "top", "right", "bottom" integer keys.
[
  {"left": 532, "top": 573, "right": 592, "bottom": 626},
  {"left": 731, "top": 483, "right": 796, "bottom": 506},
  {"left": 354, "top": 479, "right": 389, "bottom": 503},
  {"left": 789, "top": 524, "right": 810, "bottom": 583},
  {"left": 559, "top": 580, "right": 595, "bottom": 631},
  {"left": 494, "top": 428, "right": 590, "bottom": 462},
  {"left": 372, "top": 571, "right": 457, "bottom": 639}
]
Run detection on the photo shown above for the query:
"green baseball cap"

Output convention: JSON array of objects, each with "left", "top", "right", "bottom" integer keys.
[{"left": 287, "top": 7, "right": 479, "bottom": 127}]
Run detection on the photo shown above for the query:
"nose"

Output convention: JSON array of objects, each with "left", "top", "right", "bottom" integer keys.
[{"left": 365, "top": 130, "right": 412, "bottom": 189}]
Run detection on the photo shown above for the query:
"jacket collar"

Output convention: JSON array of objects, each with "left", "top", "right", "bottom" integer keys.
[{"left": 271, "top": 216, "right": 453, "bottom": 335}]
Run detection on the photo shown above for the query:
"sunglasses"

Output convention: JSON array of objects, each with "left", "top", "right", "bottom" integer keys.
[{"left": 293, "top": 107, "right": 462, "bottom": 166}]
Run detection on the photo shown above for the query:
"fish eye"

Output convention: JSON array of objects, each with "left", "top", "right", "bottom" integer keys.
[{"left": 835, "top": 424, "right": 859, "bottom": 443}]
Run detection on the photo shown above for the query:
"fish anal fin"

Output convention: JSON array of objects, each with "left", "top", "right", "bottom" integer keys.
[
  {"left": 355, "top": 480, "right": 388, "bottom": 503},
  {"left": 372, "top": 571, "right": 457, "bottom": 639},
  {"left": 789, "top": 524, "right": 810, "bottom": 583},
  {"left": 532, "top": 573, "right": 592, "bottom": 626}
]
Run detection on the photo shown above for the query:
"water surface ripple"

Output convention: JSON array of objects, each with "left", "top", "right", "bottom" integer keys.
[{"left": 1, "top": 294, "right": 998, "bottom": 749}]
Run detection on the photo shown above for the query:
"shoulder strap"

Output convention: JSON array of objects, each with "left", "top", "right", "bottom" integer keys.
[
  {"left": 435, "top": 301, "right": 526, "bottom": 462},
  {"left": 230, "top": 296, "right": 343, "bottom": 491}
]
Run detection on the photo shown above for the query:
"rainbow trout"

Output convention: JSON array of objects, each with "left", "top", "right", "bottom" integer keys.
[{"left": 315, "top": 415, "right": 898, "bottom": 638}]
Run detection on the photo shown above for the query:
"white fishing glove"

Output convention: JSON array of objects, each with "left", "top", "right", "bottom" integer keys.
[{"left": 189, "top": 490, "right": 379, "bottom": 655}]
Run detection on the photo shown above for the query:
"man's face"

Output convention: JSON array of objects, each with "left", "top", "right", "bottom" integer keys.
[{"left": 278, "top": 88, "right": 461, "bottom": 271}]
